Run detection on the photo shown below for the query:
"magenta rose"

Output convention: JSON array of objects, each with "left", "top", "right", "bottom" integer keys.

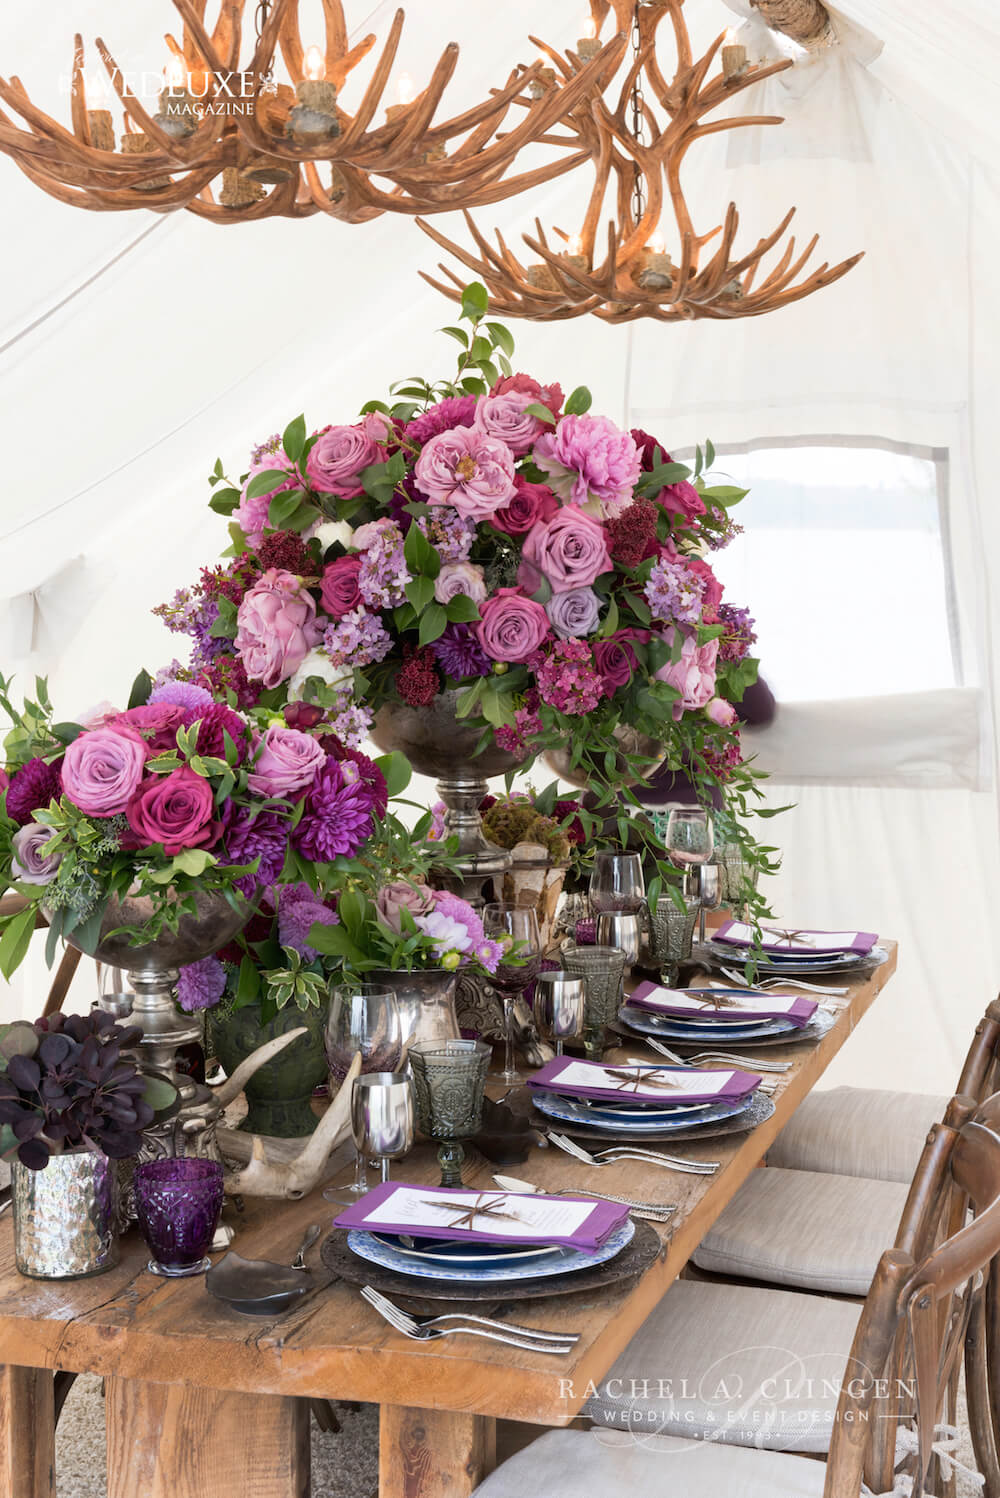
[
  {"left": 434, "top": 561, "right": 487, "bottom": 606},
  {"left": 661, "top": 478, "right": 706, "bottom": 522},
  {"left": 0, "top": 769, "right": 8, "bottom": 794},
  {"left": 686, "top": 556, "right": 722, "bottom": 620},
  {"left": 477, "top": 588, "right": 551, "bottom": 663},
  {"left": 473, "top": 391, "right": 545, "bottom": 457},
  {"left": 706, "top": 696, "right": 737, "bottom": 727},
  {"left": 376, "top": 879, "right": 436, "bottom": 934},
  {"left": 248, "top": 724, "right": 326, "bottom": 798},
  {"left": 491, "top": 478, "right": 560, "bottom": 536},
  {"left": 491, "top": 372, "right": 564, "bottom": 417},
  {"left": 125, "top": 766, "right": 220, "bottom": 855},
  {"left": 11, "top": 822, "right": 61, "bottom": 885},
  {"left": 533, "top": 415, "right": 641, "bottom": 518},
  {"left": 236, "top": 451, "right": 300, "bottom": 547},
  {"left": 108, "top": 703, "right": 186, "bottom": 755},
  {"left": 546, "top": 586, "right": 602, "bottom": 640},
  {"left": 320, "top": 554, "right": 363, "bottom": 618},
  {"left": 522, "top": 504, "right": 612, "bottom": 594},
  {"left": 235, "top": 568, "right": 324, "bottom": 689},
  {"left": 306, "top": 423, "right": 380, "bottom": 498},
  {"left": 61, "top": 726, "right": 147, "bottom": 817},
  {"left": 414, "top": 428, "right": 517, "bottom": 521},
  {"left": 592, "top": 632, "right": 642, "bottom": 694},
  {"left": 655, "top": 628, "right": 719, "bottom": 720}
]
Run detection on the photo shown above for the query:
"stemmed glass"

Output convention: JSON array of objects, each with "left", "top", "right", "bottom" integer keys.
[
  {"left": 350, "top": 1073, "right": 415, "bottom": 1190},
  {"left": 325, "top": 984, "right": 403, "bottom": 1195},
  {"left": 533, "top": 970, "right": 586, "bottom": 1056},
  {"left": 665, "top": 807, "right": 714, "bottom": 898},
  {"left": 589, "top": 852, "right": 645, "bottom": 914},
  {"left": 482, "top": 904, "right": 541, "bottom": 1086}
]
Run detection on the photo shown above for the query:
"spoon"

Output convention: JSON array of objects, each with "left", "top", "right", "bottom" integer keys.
[{"left": 290, "top": 1223, "right": 322, "bottom": 1270}]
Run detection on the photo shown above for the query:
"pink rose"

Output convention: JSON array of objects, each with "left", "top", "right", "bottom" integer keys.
[
  {"left": 108, "top": 703, "right": 186, "bottom": 755},
  {"left": 361, "top": 410, "right": 393, "bottom": 443},
  {"left": 477, "top": 588, "right": 551, "bottom": 663},
  {"left": 61, "top": 726, "right": 148, "bottom": 817},
  {"left": 522, "top": 505, "right": 612, "bottom": 594},
  {"left": 414, "top": 428, "right": 517, "bottom": 521},
  {"left": 320, "top": 554, "right": 363, "bottom": 618},
  {"left": 236, "top": 451, "right": 300, "bottom": 547},
  {"left": 655, "top": 628, "right": 719, "bottom": 721},
  {"left": 376, "top": 879, "right": 435, "bottom": 934},
  {"left": 473, "top": 392, "right": 545, "bottom": 457},
  {"left": 125, "top": 767, "right": 220, "bottom": 855},
  {"left": 630, "top": 427, "right": 706, "bottom": 523},
  {"left": 491, "top": 478, "right": 560, "bottom": 536},
  {"left": 686, "top": 556, "right": 723, "bottom": 621},
  {"left": 490, "top": 373, "right": 564, "bottom": 416},
  {"left": 533, "top": 414, "right": 641, "bottom": 518},
  {"left": 248, "top": 724, "right": 326, "bottom": 798},
  {"left": 306, "top": 423, "right": 380, "bottom": 498},
  {"left": 592, "top": 632, "right": 642, "bottom": 694},
  {"left": 706, "top": 696, "right": 737, "bottom": 727},
  {"left": 434, "top": 562, "right": 487, "bottom": 606},
  {"left": 235, "top": 568, "right": 324, "bottom": 689}
]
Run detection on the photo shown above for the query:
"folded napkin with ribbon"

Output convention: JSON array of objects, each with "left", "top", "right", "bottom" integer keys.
[
  {"left": 527, "top": 1056, "right": 760, "bottom": 1106},
  {"left": 334, "top": 1182, "right": 628, "bottom": 1250},
  {"left": 629, "top": 980, "right": 817, "bottom": 1027},
  {"left": 714, "top": 921, "right": 878, "bottom": 956}
]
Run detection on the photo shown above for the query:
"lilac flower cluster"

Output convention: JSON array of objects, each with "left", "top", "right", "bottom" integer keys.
[
  {"left": 277, "top": 881, "right": 339, "bottom": 961},
  {"left": 536, "top": 642, "right": 604, "bottom": 716},
  {"left": 323, "top": 608, "right": 393, "bottom": 670},
  {"left": 644, "top": 556, "right": 705, "bottom": 626},
  {"left": 717, "top": 603, "right": 757, "bottom": 662},
  {"left": 328, "top": 696, "right": 374, "bottom": 748},
  {"left": 250, "top": 433, "right": 283, "bottom": 465},
  {"left": 431, "top": 623, "right": 491, "bottom": 680},
  {"left": 356, "top": 520, "right": 410, "bottom": 609},
  {"left": 417, "top": 507, "right": 475, "bottom": 563},
  {"left": 704, "top": 506, "right": 744, "bottom": 551},
  {"left": 153, "top": 587, "right": 228, "bottom": 670}
]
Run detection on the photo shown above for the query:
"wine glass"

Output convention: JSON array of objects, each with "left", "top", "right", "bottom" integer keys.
[
  {"left": 589, "top": 852, "right": 645, "bottom": 915},
  {"left": 482, "top": 904, "right": 541, "bottom": 1086},
  {"left": 665, "top": 809, "right": 714, "bottom": 891},
  {"left": 350, "top": 1072, "right": 415, "bottom": 1189},
  {"left": 325, "top": 984, "right": 402, "bottom": 1194},
  {"left": 533, "top": 970, "right": 585, "bottom": 1056}
]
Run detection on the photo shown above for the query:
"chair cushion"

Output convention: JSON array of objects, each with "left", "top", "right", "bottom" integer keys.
[
  {"left": 473, "top": 1428, "right": 828, "bottom": 1497},
  {"left": 692, "top": 1166, "right": 910, "bottom": 1294},
  {"left": 766, "top": 1086, "right": 947, "bottom": 1182},
  {"left": 584, "top": 1279, "right": 861, "bottom": 1454}
]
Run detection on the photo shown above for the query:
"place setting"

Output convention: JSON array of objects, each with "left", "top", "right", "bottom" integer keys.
[
  {"left": 618, "top": 972, "right": 839, "bottom": 1055},
  {"left": 695, "top": 920, "right": 891, "bottom": 980}
]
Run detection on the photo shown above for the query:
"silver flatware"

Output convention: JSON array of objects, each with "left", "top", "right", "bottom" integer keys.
[
  {"left": 493, "top": 1173, "right": 676, "bottom": 1223},
  {"left": 635, "top": 1035, "right": 792, "bottom": 1073},
  {"left": 290, "top": 1223, "right": 322, "bottom": 1270},
  {"left": 362, "top": 1286, "right": 579, "bottom": 1343},
  {"left": 719, "top": 966, "right": 848, "bottom": 997},
  {"left": 546, "top": 1130, "right": 718, "bottom": 1174},
  {"left": 361, "top": 1289, "right": 575, "bottom": 1354}
]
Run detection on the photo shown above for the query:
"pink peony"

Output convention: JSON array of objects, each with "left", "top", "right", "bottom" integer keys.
[
  {"left": 235, "top": 569, "right": 324, "bottom": 690},
  {"left": 320, "top": 554, "right": 364, "bottom": 618},
  {"left": 706, "top": 696, "right": 737, "bottom": 727},
  {"left": 125, "top": 766, "right": 220, "bottom": 855},
  {"left": 686, "top": 556, "right": 723, "bottom": 621},
  {"left": 522, "top": 505, "right": 612, "bottom": 594},
  {"left": 477, "top": 588, "right": 551, "bottom": 663},
  {"left": 490, "top": 478, "right": 559, "bottom": 536},
  {"left": 655, "top": 628, "right": 719, "bottom": 720},
  {"left": 306, "top": 423, "right": 380, "bottom": 498},
  {"left": 473, "top": 391, "right": 546, "bottom": 457},
  {"left": 491, "top": 372, "right": 564, "bottom": 417},
  {"left": 61, "top": 726, "right": 147, "bottom": 817},
  {"left": 248, "top": 724, "right": 326, "bottom": 798},
  {"left": 434, "top": 562, "right": 487, "bottom": 606},
  {"left": 376, "top": 879, "right": 436, "bottom": 933},
  {"left": 414, "top": 427, "right": 517, "bottom": 521},
  {"left": 236, "top": 451, "right": 299, "bottom": 547},
  {"left": 533, "top": 415, "right": 641, "bottom": 518}
]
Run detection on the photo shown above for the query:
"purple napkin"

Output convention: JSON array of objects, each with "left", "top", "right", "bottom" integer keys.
[
  {"left": 333, "top": 1182, "right": 629, "bottom": 1250},
  {"left": 527, "top": 1056, "right": 760, "bottom": 1106},
  {"left": 629, "top": 980, "right": 817, "bottom": 1027},
  {"left": 714, "top": 920, "right": 877, "bottom": 956}
]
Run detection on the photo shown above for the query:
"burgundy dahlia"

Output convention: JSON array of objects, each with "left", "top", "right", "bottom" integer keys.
[
  {"left": 5, "top": 757, "right": 63, "bottom": 826},
  {"left": 190, "top": 702, "right": 248, "bottom": 762}
]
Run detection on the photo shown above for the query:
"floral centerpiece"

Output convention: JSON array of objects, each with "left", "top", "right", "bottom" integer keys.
[{"left": 157, "top": 285, "right": 774, "bottom": 908}]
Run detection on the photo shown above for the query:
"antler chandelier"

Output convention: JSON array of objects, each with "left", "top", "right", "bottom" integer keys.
[
  {"left": 417, "top": 0, "right": 863, "bottom": 321},
  {"left": 0, "top": 0, "right": 625, "bottom": 223}
]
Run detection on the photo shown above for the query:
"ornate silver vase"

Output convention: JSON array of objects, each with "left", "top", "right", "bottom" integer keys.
[
  {"left": 13, "top": 1149, "right": 119, "bottom": 1279},
  {"left": 370, "top": 966, "right": 460, "bottom": 1052}
]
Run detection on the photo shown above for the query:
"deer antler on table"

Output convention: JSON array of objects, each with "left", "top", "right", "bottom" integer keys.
[
  {"left": 418, "top": 0, "right": 862, "bottom": 322},
  {"left": 0, "top": 0, "right": 625, "bottom": 224}
]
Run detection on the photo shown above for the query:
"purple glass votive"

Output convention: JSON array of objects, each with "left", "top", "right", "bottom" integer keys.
[{"left": 133, "top": 1158, "right": 224, "bottom": 1278}]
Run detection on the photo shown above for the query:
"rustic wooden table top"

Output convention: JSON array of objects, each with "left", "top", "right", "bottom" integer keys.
[{"left": 0, "top": 945, "right": 896, "bottom": 1430}]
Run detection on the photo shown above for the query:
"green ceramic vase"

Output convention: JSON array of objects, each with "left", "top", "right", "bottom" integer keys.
[{"left": 208, "top": 1001, "right": 329, "bottom": 1139}]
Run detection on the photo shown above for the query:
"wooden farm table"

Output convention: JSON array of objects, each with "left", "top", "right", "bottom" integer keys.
[{"left": 0, "top": 944, "right": 896, "bottom": 1498}]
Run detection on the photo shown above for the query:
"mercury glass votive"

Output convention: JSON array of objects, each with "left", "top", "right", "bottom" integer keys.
[
  {"left": 561, "top": 943, "right": 628, "bottom": 1060},
  {"left": 408, "top": 1039, "right": 491, "bottom": 1187},
  {"left": 648, "top": 895, "right": 700, "bottom": 986},
  {"left": 133, "top": 1158, "right": 224, "bottom": 1278}
]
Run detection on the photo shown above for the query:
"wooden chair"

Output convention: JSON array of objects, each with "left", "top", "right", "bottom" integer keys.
[
  {"left": 0, "top": 893, "right": 85, "bottom": 1017},
  {"left": 471, "top": 1096, "right": 1000, "bottom": 1498}
]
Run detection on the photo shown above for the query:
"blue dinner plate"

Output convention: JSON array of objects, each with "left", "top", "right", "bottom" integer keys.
[
  {"left": 619, "top": 1005, "right": 798, "bottom": 1042},
  {"left": 347, "top": 1218, "right": 636, "bottom": 1283},
  {"left": 370, "top": 1234, "right": 562, "bottom": 1268},
  {"left": 532, "top": 1088, "right": 754, "bottom": 1134}
]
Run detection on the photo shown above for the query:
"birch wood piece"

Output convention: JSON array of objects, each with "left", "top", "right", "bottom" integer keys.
[
  {"left": 380, "top": 1405, "right": 495, "bottom": 1498},
  {"left": 0, "top": 1365, "right": 54, "bottom": 1498}
]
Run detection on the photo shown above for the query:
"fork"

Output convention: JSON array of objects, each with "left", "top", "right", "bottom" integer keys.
[
  {"left": 719, "top": 966, "right": 849, "bottom": 998},
  {"left": 361, "top": 1288, "right": 576, "bottom": 1354},
  {"left": 546, "top": 1131, "right": 718, "bottom": 1173},
  {"left": 362, "top": 1286, "right": 580, "bottom": 1343},
  {"left": 630, "top": 1037, "right": 791, "bottom": 1077},
  {"left": 591, "top": 1146, "right": 719, "bottom": 1172},
  {"left": 493, "top": 1172, "right": 676, "bottom": 1223}
]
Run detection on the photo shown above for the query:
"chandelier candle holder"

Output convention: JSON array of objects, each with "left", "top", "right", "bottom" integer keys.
[{"left": 418, "top": 0, "right": 863, "bottom": 322}]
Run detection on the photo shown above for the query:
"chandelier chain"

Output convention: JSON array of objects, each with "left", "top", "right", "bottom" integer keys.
[
  {"left": 629, "top": 3, "right": 646, "bottom": 230},
  {"left": 255, "top": 0, "right": 272, "bottom": 81}
]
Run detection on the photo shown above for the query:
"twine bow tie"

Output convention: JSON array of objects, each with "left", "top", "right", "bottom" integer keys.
[
  {"left": 418, "top": 1193, "right": 524, "bottom": 1231},
  {"left": 691, "top": 991, "right": 747, "bottom": 1010},
  {"left": 767, "top": 927, "right": 816, "bottom": 948},
  {"left": 603, "top": 1067, "right": 684, "bottom": 1093}
]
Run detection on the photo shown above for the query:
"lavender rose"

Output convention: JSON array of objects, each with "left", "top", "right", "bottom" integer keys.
[
  {"left": 477, "top": 588, "right": 551, "bottom": 663},
  {"left": 125, "top": 766, "right": 220, "bottom": 855},
  {"left": 306, "top": 423, "right": 380, "bottom": 498},
  {"left": 546, "top": 586, "right": 602, "bottom": 640},
  {"left": 414, "top": 428, "right": 517, "bottom": 521},
  {"left": 320, "top": 554, "right": 363, "bottom": 618},
  {"left": 434, "top": 561, "right": 487, "bottom": 606},
  {"left": 522, "top": 505, "right": 612, "bottom": 594},
  {"left": 534, "top": 414, "right": 641, "bottom": 518},
  {"left": 11, "top": 821, "right": 61, "bottom": 885},
  {"left": 473, "top": 391, "right": 546, "bottom": 457},
  {"left": 376, "top": 879, "right": 436, "bottom": 934},
  {"left": 655, "top": 627, "right": 719, "bottom": 720},
  {"left": 248, "top": 724, "right": 326, "bottom": 798},
  {"left": 491, "top": 478, "right": 560, "bottom": 537},
  {"left": 235, "top": 568, "right": 324, "bottom": 689},
  {"left": 592, "top": 632, "right": 642, "bottom": 693},
  {"left": 61, "top": 726, "right": 147, "bottom": 817}
]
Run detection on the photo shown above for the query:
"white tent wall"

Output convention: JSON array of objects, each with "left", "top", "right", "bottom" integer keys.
[{"left": 1, "top": 2, "right": 997, "bottom": 1089}]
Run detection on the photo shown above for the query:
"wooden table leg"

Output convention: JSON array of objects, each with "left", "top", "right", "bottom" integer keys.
[
  {"left": 0, "top": 1365, "right": 55, "bottom": 1498},
  {"left": 105, "top": 1378, "right": 309, "bottom": 1498},
  {"left": 380, "top": 1405, "right": 496, "bottom": 1498}
]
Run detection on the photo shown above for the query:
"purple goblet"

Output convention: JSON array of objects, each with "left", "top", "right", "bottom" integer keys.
[{"left": 133, "top": 1158, "right": 224, "bottom": 1278}]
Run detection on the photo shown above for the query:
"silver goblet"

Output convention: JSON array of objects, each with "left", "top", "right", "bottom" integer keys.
[
  {"left": 595, "top": 911, "right": 642, "bottom": 967},
  {"left": 533, "top": 971, "right": 586, "bottom": 1056},
  {"left": 351, "top": 1073, "right": 415, "bottom": 1188},
  {"left": 698, "top": 863, "right": 723, "bottom": 945}
]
